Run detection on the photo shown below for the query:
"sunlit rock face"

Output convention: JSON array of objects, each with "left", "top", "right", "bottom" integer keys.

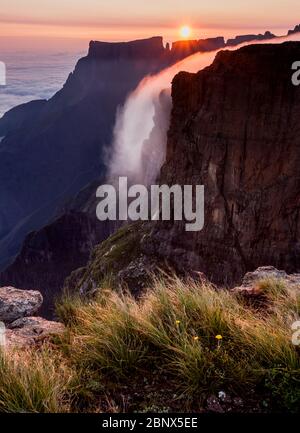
[
  {"left": 170, "top": 37, "right": 225, "bottom": 59},
  {"left": 143, "top": 42, "right": 300, "bottom": 284}
]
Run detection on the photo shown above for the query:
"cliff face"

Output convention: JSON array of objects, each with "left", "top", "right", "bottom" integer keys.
[
  {"left": 147, "top": 42, "right": 300, "bottom": 284},
  {"left": 5, "top": 38, "right": 300, "bottom": 306},
  {"left": 0, "top": 177, "right": 118, "bottom": 317},
  {"left": 65, "top": 42, "right": 300, "bottom": 294}
]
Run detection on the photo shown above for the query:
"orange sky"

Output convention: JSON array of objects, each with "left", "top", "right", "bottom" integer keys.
[{"left": 0, "top": 0, "right": 299, "bottom": 51}]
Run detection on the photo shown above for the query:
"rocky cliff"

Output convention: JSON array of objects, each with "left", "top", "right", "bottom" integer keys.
[
  {"left": 0, "top": 29, "right": 296, "bottom": 277},
  {"left": 0, "top": 100, "right": 47, "bottom": 137},
  {"left": 147, "top": 41, "right": 300, "bottom": 284},
  {"left": 0, "top": 37, "right": 180, "bottom": 272},
  {"left": 66, "top": 42, "right": 300, "bottom": 293}
]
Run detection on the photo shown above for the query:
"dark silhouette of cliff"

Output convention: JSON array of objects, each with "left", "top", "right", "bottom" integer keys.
[
  {"left": 288, "top": 24, "right": 300, "bottom": 35},
  {"left": 227, "top": 31, "right": 275, "bottom": 46}
]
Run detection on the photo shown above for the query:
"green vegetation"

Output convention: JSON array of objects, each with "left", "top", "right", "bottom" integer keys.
[
  {"left": 0, "top": 346, "right": 76, "bottom": 413},
  {"left": 64, "top": 222, "right": 150, "bottom": 294},
  {"left": 0, "top": 276, "right": 299, "bottom": 413}
]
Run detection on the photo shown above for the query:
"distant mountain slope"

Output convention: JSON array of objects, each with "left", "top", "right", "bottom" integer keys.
[
  {"left": 0, "top": 100, "right": 47, "bottom": 137},
  {"left": 0, "top": 37, "right": 176, "bottom": 270}
]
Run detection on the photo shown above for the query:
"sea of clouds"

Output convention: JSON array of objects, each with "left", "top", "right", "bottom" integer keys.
[{"left": 0, "top": 51, "right": 83, "bottom": 118}]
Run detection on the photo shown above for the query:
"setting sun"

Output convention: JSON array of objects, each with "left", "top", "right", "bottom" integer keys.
[{"left": 179, "top": 25, "right": 191, "bottom": 38}]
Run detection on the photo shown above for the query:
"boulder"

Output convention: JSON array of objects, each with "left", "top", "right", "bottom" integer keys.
[
  {"left": 231, "top": 266, "right": 300, "bottom": 301},
  {"left": 236, "top": 266, "right": 300, "bottom": 289},
  {"left": 241, "top": 266, "right": 288, "bottom": 287},
  {"left": 0, "top": 286, "right": 43, "bottom": 323},
  {"left": 4, "top": 316, "right": 65, "bottom": 349}
]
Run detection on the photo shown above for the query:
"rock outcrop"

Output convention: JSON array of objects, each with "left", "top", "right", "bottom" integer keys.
[
  {"left": 0, "top": 287, "right": 42, "bottom": 323},
  {"left": 64, "top": 222, "right": 154, "bottom": 296},
  {"left": 238, "top": 266, "right": 300, "bottom": 289},
  {"left": 5, "top": 317, "right": 65, "bottom": 349},
  {"left": 231, "top": 266, "right": 300, "bottom": 301},
  {"left": 88, "top": 37, "right": 167, "bottom": 60},
  {"left": 0, "top": 286, "right": 64, "bottom": 349}
]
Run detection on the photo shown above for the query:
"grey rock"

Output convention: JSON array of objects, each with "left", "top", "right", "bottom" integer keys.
[
  {"left": 0, "top": 286, "right": 43, "bottom": 323},
  {"left": 232, "top": 266, "right": 300, "bottom": 297},
  {"left": 241, "top": 266, "right": 288, "bottom": 287}
]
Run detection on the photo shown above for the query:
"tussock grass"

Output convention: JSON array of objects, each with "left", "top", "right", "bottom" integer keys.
[
  {"left": 0, "top": 346, "right": 76, "bottom": 413},
  {"left": 58, "top": 276, "right": 300, "bottom": 410},
  {"left": 1, "top": 275, "right": 299, "bottom": 412},
  {"left": 67, "top": 291, "right": 148, "bottom": 377}
]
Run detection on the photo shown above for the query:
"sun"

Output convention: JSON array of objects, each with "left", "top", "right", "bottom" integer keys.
[{"left": 180, "top": 25, "right": 191, "bottom": 39}]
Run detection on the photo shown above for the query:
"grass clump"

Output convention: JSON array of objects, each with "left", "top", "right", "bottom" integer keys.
[
  {"left": 66, "top": 291, "right": 148, "bottom": 378},
  {"left": 0, "top": 345, "right": 76, "bottom": 413},
  {"left": 57, "top": 275, "right": 300, "bottom": 411},
  {"left": 1, "top": 274, "right": 299, "bottom": 413}
]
